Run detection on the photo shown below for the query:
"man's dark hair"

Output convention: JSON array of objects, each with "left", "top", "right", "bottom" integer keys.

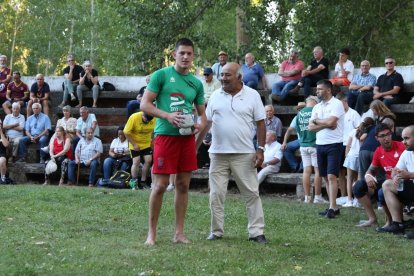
[
  {"left": 340, "top": 48, "right": 350, "bottom": 56},
  {"left": 375, "top": 123, "right": 392, "bottom": 136},
  {"left": 175, "top": 38, "right": 194, "bottom": 50},
  {"left": 336, "top": 92, "right": 347, "bottom": 101},
  {"left": 117, "top": 126, "right": 124, "bottom": 132},
  {"left": 316, "top": 79, "right": 333, "bottom": 91}
]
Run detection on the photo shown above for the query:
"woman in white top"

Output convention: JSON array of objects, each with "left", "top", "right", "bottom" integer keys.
[
  {"left": 103, "top": 126, "right": 130, "bottom": 180},
  {"left": 56, "top": 105, "right": 77, "bottom": 139}
]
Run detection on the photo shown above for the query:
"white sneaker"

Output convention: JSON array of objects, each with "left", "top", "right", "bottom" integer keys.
[
  {"left": 304, "top": 196, "right": 311, "bottom": 203},
  {"left": 410, "top": 96, "right": 414, "bottom": 104},
  {"left": 336, "top": 196, "right": 348, "bottom": 206},
  {"left": 41, "top": 146, "right": 49, "bottom": 153},
  {"left": 342, "top": 200, "right": 353, "bottom": 207},
  {"left": 166, "top": 183, "right": 175, "bottom": 192},
  {"left": 352, "top": 198, "right": 362, "bottom": 208},
  {"left": 313, "top": 196, "right": 329, "bottom": 204}
]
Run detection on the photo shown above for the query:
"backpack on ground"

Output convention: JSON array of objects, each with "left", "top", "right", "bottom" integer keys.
[
  {"left": 102, "top": 82, "right": 116, "bottom": 91},
  {"left": 96, "top": 170, "right": 131, "bottom": 189}
]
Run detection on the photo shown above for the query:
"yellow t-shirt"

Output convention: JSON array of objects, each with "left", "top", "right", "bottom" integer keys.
[{"left": 124, "top": 112, "right": 156, "bottom": 150}]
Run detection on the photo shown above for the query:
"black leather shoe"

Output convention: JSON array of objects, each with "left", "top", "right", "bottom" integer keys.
[
  {"left": 207, "top": 233, "right": 222, "bottom": 241},
  {"left": 248, "top": 235, "right": 268, "bottom": 244}
]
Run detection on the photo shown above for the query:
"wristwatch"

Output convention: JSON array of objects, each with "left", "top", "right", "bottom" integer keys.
[{"left": 257, "top": 146, "right": 265, "bottom": 151}]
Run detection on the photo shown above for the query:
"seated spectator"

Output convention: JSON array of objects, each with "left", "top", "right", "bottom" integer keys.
[
  {"left": 356, "top": 56, "right": 403, "bottom": 110},
  {"left": 264, "top": 105, "right": 282, "bottom": 141},
  {"left": 352, "top": 122, "right": 405, "bottom": 227},
  {"left": 212, "top": 51, "right": 228, "bottom": 81},
  {"left": 257, "top": 130, "right": 282, "bottom": 184},
  {"left": 59, "top": 54, "right": 83, "bottom": 107},
  {"left": 202, "top": 67, "right": 221, "bottom": 104},
  {"left": 56, "top": 105, "right": 77, "bottom": 139},
  {"left": 17, "top": 103, "right": 51, "bottom": 163},
  {"left": 329, "top": 48, "right": 354, "bottom": 86},
  {"left": 289, "top": 46, "right": 329, "bottom": 97},
  {"left": 27, "top": 74, "right": 50, "bottom": 116},
  {"left": 102, "top": 127, "right": 130, "bottom": 180},
  {"left": 0, "top": 121, "right": 10, "bottom": 184},
  {"left": 347, "top": 60, "right": 376, "bottom": 113},
  {"left": 67, "top": 128, "right": 103, "bottom": 187},
  {"left": 73, "top": 106, "right": 100, "bottom": 156},
  {"left": 0, "top": 55, "right": 12, "bottom": 105},
  {"left": 124, "top": 111, "right": 155, "bottom": 189},
  {"left": 2, "top": 71, "right": 29, "bottom": 115},
  {"left": 126, "top": 75, "right": 150, "bottom": 118},
  {"left": 2, "top": 102, "right": 25, "bottom": 161},
  {"left": 271, "top": 49, "right": 304, "bottom": 103},
  {"left": 44, "top": 126, "right": 73, "bottom": 186},
  {"left": 241, "top": 52, "right": 267, "bottom": 90},
  {"left": 381, "top": 125, "right": 414, "bottom": 236},
  {"left": 76, "top": 60, "right": 100, "bottom": 108}
]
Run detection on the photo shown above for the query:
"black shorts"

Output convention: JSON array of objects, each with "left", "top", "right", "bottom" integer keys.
[
  {"left": 397, "top": 180, "right": 414, "bottom": 205},
  {"left": 131, "top": 147, "right": 153, "bottom": 158},
  {"left": 316, "top": 143, "right": 343, "bottom": 177}
]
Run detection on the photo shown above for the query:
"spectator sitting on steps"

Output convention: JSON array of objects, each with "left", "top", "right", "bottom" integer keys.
[
  {"left": 126, "top": 75, "right": 150, "bottom": 118},
  {"left": 60, "top": 54, "right": 83, "bottom": 108},
  {"left": 27, "top": 74, "right": 50, "bottom": 117},
  {"left": 2, "top": 102, "right": 25, "bottom": 162},
  {"left": 2, "top": 71, "right": 29, "bottom": 115},
  {"left": 76, "top": 60, "right": 100, "bottom": 108},
  {"left": 257, "top": 130, "right": 283, "bottom": 185},
  {"left": 72, "top": 106, "right": 100, "bottom": 157}
]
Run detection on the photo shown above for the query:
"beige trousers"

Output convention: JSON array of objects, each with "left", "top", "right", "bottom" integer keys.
[{"left": 209, "top": 153, "right": 265, "bottom": 238}]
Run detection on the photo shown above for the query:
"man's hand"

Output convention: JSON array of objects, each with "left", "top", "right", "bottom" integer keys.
[
  {"left": 365, "top": 174, "right": 377, "bottom": 189},
  {"left": 373, "top": 91, "right": 381, "bottom": 100},
  {"left": 254, "top": 151, "right": 264, "bottom": 168},
  {"left": 167, "top": 112, "right": 185, "bottom": 128},
  {"left": 281, "top": 143, "right": 287, "bottom": 151}
]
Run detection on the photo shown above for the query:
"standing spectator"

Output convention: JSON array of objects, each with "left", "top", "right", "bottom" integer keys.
[
  {"left": 126, "top": 75, "right": 150, "bottom": 118},
  {"left": 0, "top": 55, "right": 12, "bottom": 104},
  {"left": 202, "top": 67, "right": 221, "bottom": 104},
  {"left": 289, "top": 46, "right": 329, "bottom": 97},
  {"left": 60, "top": 54, "right": 83, "bottom": 107},
  {"left": 3, "top": 102, "right": 25, "bottom": 162},
  {"left": 67, "top": 128, "right": 103, "bottom": 187},
  {"left": 17, "top": 103, "right": 51, "bottom": 163},
  {"left": 73, "top": 106, "right": 100, "bottom": 156},
  {"left": 257, "top": 130, "right": 283, "bottom": 184},
  {"left": 309, "top": 80, "right": 345, "bottom": 219},
  {"left": 0, "top": 121, "right": 10, "bottom": 184},
  {"left": 329, "top": 48, "right": 354, "bottom": 86},
  {"left": 348, "top": 60, "right": 376, "bottom": 113},
  {"left": 44, "top": 126, "right": 73, "bottom": 186},
  {"left": 102, "top": 127, "right": 130, "bottom": 181},
  {"left": 2, "top": 71, "right": 29, "bottom": 115},
  {"left": 356, "top": 56, "right": 404, "bottom": 109},
  {"left": 140, "top": 38, "right": 206, "bottom": 246},
  {"left": 271, "top": 49, "right": 304, "bottom": 103},
  {"left": 212, "top": 51, "right": 228, "bottom": 81},
  {"left": 27, "top": 74, "right": 50, "bottom": 117},
  {"left": 198, "top": 62, "right": 267, "bottom": 244},
  {"left": 242, "top": 52, "right": 267, "bottom": 90},
  {"left": 124, "top": 112, "right": 155, "bottom": 189},
  {"left": 76, "top": 60, "right": 100, "bottom": 108}
]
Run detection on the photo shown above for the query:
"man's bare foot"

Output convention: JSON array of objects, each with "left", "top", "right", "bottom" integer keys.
[
  {"left": 173, "top": 234, "right": 191, "bottom": 244},
  {"left": 144, "top": 238, "right": 156, "bottom": 246},
  {"left": 356, "top": 219, "right": 378, "bottom": 227}
]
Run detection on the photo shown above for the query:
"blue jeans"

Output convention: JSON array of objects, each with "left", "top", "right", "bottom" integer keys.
[
  {"left": 18, "top": 135, "right": 49, "bottom": 160},
  {"left": 103, "top": 157, "right": 129, "bottom": 179},
  {"left": 126, "top": 100, "right": 140, "bottom": 117},
  {"left": 245, "top": 81, "right": 258, "bottom": 90},
  {"left": 68, "top": 159, "right": 99, "bottom": 184},
  {"left": 284, "top": 139, "right": 301, "bottom": 171},
  {"left": 271, "top": 80, "right": 299, "bottom": 101}
]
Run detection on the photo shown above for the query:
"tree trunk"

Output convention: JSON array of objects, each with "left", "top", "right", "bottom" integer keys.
[{"left": 236, "top": 1, "right": 249, "bottom": 64}]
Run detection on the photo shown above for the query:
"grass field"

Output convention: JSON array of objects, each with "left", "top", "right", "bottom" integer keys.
[{"left": 1, "top": 185, "right": 414, "bottom": 275}]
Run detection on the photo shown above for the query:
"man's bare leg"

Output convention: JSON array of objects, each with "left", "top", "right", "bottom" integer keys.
[
  {"left": 356, "top": 194, "right": 378, "bottom": 227},
  {"left": 383, "top": 180, "right": 403, "bottom": 223},
  {"left": 328, "top": 174, "right": 338, "bottom": 209},
  {"left": 145, "top": 174, "right": 169, "bottom": 246},
  {"left": 314, "top": 167, "right": 322, "bottom": 196},
  {"left": 173, "top": 172, "right": 192, "bottom": 244}
]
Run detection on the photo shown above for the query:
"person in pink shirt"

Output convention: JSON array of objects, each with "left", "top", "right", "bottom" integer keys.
[{"left": 270, "top": 50, "right": 304, "bottom": 103}]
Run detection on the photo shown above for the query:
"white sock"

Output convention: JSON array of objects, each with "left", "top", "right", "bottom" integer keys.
[
  {"left": 1, "top": 175, "right": 6, "bottom": 181},
  {"left": 314, "top": 194, "right": 322, "bottom": 199}
]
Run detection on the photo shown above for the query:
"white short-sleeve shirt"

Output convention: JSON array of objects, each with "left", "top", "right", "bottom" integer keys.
[
  {"left": 206, "top": 85, "right": 266, "bottom": 153},
  {"left": 334, "top": 59, "right": 354, "bottom": 81},
  {"left": 343, "top": 108, "right": 361, "bottom": 145},
  {"left": 396, "top": 150, "right": 414, "bottom": 172},
  {"left": 310, "top": 96, "right": 345, "bottom": 145},
  {"left": 264, "top": 141, "right": 283, "bottom": 172}
]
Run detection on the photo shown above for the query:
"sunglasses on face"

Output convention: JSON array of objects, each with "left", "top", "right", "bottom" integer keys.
[{"left": 385, "top": 61, "right": 394, "bottom": 65}]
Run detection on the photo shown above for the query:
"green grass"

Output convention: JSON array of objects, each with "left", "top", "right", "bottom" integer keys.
[{"left": 1, "top": 185, "right": 414, "bottom": 275}]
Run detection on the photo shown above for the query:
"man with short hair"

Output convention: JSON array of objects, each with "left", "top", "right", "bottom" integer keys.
[
  {"left": 27, "top": 74, "right": 50, "bottom": 116},
  {"left": 126, "top": 75, "right": 150, "bottom": 117},
  {"left": 3, "top": 102, "right": 25, "bottom": 161},
  {"left": 76, "top": 60, "right": 100, "bottom": 108},
  {"left": 140, "top": 38, "right": 207, "bottom": 246},
  {"left": 352, "top": 123, "right": 405, "bottom": 228},
  {"left": 212, "top": 51, "right": 228, "bottom": 81},
  {"left": 271, "top": 50, "right": 304, "bottom": 102},
  {"left": 73, "top": 106, "right": 100, "bottom": 153},
  {"left": 2, "top": 71, "right": 29, "bottom": 115},
  {"left": 348, "top": 60, "right": 377, "bottom": 113},
  {"left": 264, "top": 105, "right": 282, "bottom": 141},
  {"left": 257, "top": 130, "right": 282, "bottom": 184},
  {"left": 309, "top": 80, "right": 345, "bottom": 218},
  {"left": 60, "top": 54, "right": 83, "bottom": 107},
  {"left": 241, "top": 52, "right": 267, "bottom": 90},
  {"left": 67, "top": 127, "right": 103, "bottom": 187},
  {"left": 198, "top": 62, "right": 267, "bottom": 244},
  {"left": 124, "top": 111, "right": 156, "bottom": 189},
  {"left": 381, "top": 125, "right": 414, "bottom": 236},
  {"left": 290, "top": 46, "right": 329, "bottom": 97},
  {"left": 202, "top": 67, "right": 221, "bottom": 104},
  {"left": 0, "top": 55, "right": 12, "bottom": 104},
  {"left": 17, "top": 103, "right": 51, "bottom": 163},
  {"left": 356, "top": 56, "right": 403, "bottom": 110}
]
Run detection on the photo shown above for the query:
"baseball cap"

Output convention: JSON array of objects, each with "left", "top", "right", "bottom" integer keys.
[
  {"left": 218, "top": 51, "right": 228, "bottom": 57},
  {"left": 203, "top": 67, "right": 213, "bottom": 75}
]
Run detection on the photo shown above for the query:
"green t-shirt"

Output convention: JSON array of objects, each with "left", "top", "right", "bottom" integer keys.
[
  {"left": 295, "top": 106, "right": 316, "bottom": 147},
  {"left": 146, "top": 66, "right": 204, "bottom": 136}
]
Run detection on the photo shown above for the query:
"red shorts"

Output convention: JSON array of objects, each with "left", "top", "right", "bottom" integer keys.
[
  {"left": 330, "top": 76, "right": 351, "bottom": 86},
  {"left": 152, "top": 135, "right": 197, "bottom": 174}
]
